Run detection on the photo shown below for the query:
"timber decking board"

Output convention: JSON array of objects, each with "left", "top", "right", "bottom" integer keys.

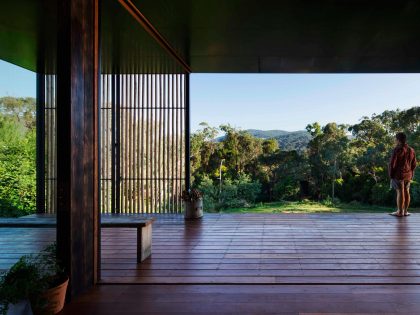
[
  {"left": 2, "top": 213, "right": 420, "bottom": 284},
  {"left": 100, "top": 213, "right": 420, "bottom": 284},
  {"left": 0, "top": 214, "right": 154, "bottom": 227},
  {"left": 60, "top": 284, "right": 420, "bottom": 314}
]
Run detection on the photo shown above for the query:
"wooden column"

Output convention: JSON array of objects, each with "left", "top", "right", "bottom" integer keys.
[{"left": 56, "top": 0, "right": 100, "bottom": 296}]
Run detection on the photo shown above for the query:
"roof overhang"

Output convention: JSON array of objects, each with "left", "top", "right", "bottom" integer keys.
[{"left": 2, "top": 0, "right": 420, "bottom": 73}]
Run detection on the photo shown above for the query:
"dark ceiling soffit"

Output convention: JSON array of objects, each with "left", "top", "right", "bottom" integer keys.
[{"left": 117, "top": 0, "right": 191, "bottom": 73}]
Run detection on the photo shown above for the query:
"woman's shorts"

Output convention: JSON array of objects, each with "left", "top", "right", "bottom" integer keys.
[{"left": 390, "top": 179, "right": 411, "bottom": 190}]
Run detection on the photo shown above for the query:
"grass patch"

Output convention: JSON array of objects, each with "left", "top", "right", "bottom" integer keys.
[{"left": 219, "top": 200, "right": 419, "bottom": 214}]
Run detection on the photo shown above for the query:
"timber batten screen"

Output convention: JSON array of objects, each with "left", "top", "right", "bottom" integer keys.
[
  {"left": 38, "top": 74, "right": 57, "bottom": 214},
  {"left": 100, "top": 73, "right": 186, "bottom": 214},
  {"left": 42, "top": 72, "right": 188, "bottom": 214},
  {"left": 38, "top": 0, "right": 191, "bottom": 215}
]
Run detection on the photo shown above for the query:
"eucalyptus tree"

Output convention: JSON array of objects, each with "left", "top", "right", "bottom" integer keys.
[{"left": 306, "top": 122, "right": 350, "bottom": 200}]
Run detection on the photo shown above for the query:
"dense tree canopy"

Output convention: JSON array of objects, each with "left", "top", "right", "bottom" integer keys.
[
  {"left": 192, "top": 106, "right": 419, "bottom": 210},
  {"left": 0, "top": 97, "right": 36, "bottom": 216}
]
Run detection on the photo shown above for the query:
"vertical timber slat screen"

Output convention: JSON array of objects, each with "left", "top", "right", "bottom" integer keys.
[
  {"left": 100, "top": 74, "right": 186, "bottom": 214},
  {"left": 39, "top": 0, "right": 192, "bottom": 215},
  {"left": 43, "top": 74, "right": 187, "bottom": 214},
  {"left": 43, "top": 74, "right": 57, "bottom": 214}
]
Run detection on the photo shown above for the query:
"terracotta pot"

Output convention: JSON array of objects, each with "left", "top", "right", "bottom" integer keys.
[
  {"left": 33, "top": 277, "right": 68, "bottom": 315},
  {"left": 184, "top": 198, "right": 203, "bottom": 219}
]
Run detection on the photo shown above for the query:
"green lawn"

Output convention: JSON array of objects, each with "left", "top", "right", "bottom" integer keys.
[{"left": 220, "top": 200, "right": 420, "bottom": 214}]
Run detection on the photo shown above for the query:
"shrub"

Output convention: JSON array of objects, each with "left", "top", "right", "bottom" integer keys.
[
  {"left": 273, "top": 178, "right": 299, "bottom": 200},
  {"left": 0, "top": 121, "right": 36, "bottom": 217},
  {"left": 410, "top": 173, "right": 420, "bottom": 207},
  {"left": 321, "top": 196, "right": 338, "bottom": 207},
  {"left": 197, "top": 174, "right": 261, "bottom": 211},
  {"left": 370, "top": 182, "right": 393, "bottom": 205},
  {"left": 235, "top": 174, "right": 261, "bottom": 203},
  {"left": 197, "top": 175, "right": 219, "bottom": 211}
]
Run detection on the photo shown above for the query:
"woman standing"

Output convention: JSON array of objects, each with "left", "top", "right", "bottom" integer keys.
[{"left": 389, "top": 132, "right": 417, "bottom": 217}]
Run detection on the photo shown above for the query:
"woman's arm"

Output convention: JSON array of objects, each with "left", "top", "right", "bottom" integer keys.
[
  {"left": 411, "top": 149, "right": 417, "bottom": 179},
  {"left": 388, "top": 148, "right": 397, "bottom": 179}
]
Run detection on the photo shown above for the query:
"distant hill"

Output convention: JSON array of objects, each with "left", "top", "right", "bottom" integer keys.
[
  {"left": 215, "top": 129, "right": 312, "bottom": 151},
  {"left": 246, "top": 129, "right": 311, "bottom": 151},
  {"left": 245, "top": 129, "right": 291, "bottom": 138}
]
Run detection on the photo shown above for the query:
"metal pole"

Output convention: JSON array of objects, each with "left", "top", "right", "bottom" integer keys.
[
  {"left": 332, "top": 159, "right": 336, "bottom": 201},
  {"left": 185, "top": 74, "right": 191, "bottom": 191},
  {"left": 219, "top": 159, "right": 224, "bottom": 201}
]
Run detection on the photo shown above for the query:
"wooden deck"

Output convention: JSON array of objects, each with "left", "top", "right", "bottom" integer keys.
[
  {"left": 2, "top": 213, "right": 420, "bottom": 285},
  {"left": 60, "top": 284, "right": 420, "bottom": 314},
  {"left": 3, "top": 213, "right": 420, "bottom": 314},
  {"left": 0, "top": 227, "right": 55, "bottom": 271},
  {"left": 101, "top": 213, "right": 420, "bottom": 284}
]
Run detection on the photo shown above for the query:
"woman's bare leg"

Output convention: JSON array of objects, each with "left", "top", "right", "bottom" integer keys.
[
  {"left": 396, "top": 186, "right": 404, "bottom": 215},
  {"left": 403, "top": 183, "right": 411, "bottom": 216}
]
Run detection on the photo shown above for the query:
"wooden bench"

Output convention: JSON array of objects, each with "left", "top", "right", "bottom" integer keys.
[
  {"left": 0, "top": 215, "right": 155, "bottom": 263},
  {"left": 101, "top": 217, "right": 154, "bottom": 262}
]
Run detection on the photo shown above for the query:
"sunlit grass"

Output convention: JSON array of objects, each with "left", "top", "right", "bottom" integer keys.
[{"left": 220, "top": 200, "right": 420, "bottom": 214}]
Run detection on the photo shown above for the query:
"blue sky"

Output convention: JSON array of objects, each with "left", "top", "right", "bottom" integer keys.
[
  {"left": 0, "top": 61, "right": 36, "bottom": 97},
  {"left": 1, "top": 60, "right": 419, "bottom": 132},
  {"left": 191, "top": 73, "right": 420, "bottom": 132}
]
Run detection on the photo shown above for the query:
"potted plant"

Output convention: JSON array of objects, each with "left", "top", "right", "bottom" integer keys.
[
  {"left": 182, "top": 189, "right": 203, "bottom": 219},
  {"left": 0, "top": 243, "right": 68, "bottom": 315}
]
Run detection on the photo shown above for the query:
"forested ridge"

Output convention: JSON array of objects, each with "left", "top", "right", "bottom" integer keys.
[
  {"left": 217, "top": 129, "right": 311, "bottom": 151},
  {"left": 191, "top": 107, "right": 419, "bottom": 210}
]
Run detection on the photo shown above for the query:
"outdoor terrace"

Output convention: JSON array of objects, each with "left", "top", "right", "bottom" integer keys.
[
  {"left": 1, "top": 1, "right": 419, "bottom": 313},
  {"left": 2, "top": 213, "right": 420, "bottom": 313},
  {"left": 2, "top": 213, "right": 420, "bottom": 284}
]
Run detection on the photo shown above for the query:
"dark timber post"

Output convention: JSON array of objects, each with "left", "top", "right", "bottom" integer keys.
[
  {"left": 56, "top": 0, "right": 100, "bottom": 296},
  {"left": 36, "top": 73, "right": 46, "bottom": 214},
  {"left": 185, "top": 73, "right": 191, "bottom": 191}
]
